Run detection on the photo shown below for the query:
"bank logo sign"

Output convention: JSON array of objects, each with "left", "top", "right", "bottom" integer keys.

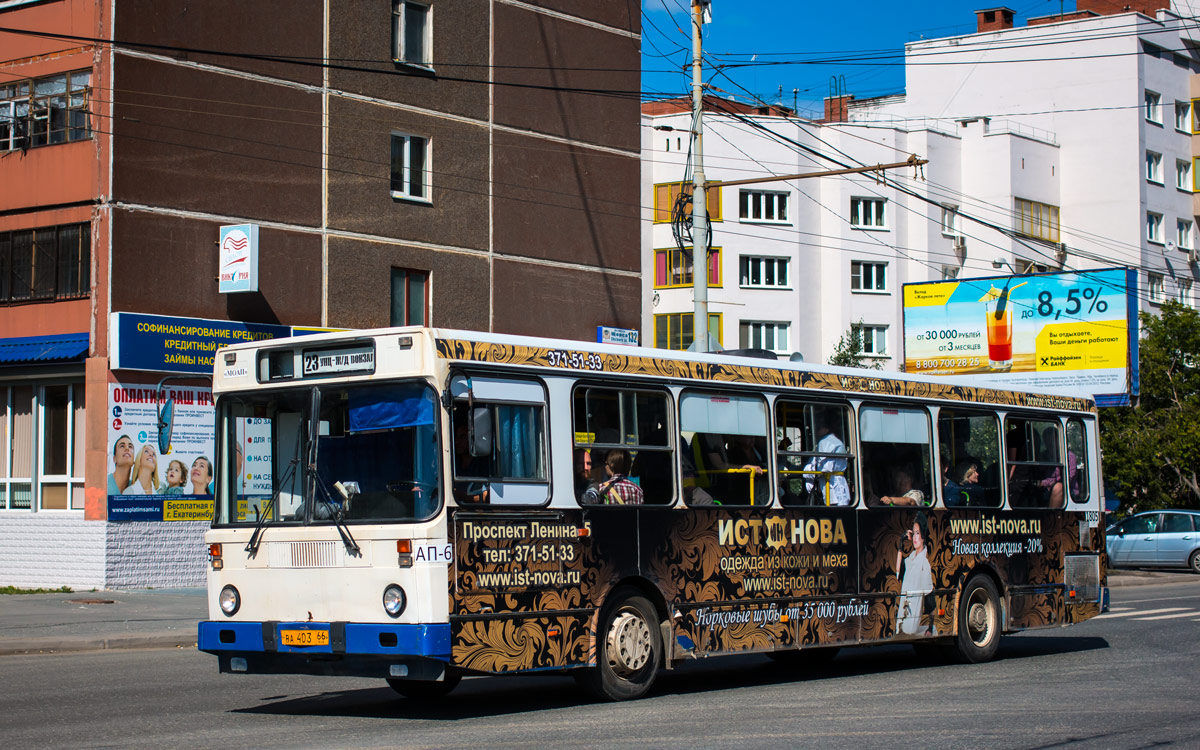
[{"left": 219, "top": 224, "right": 259, "bottom": 293}]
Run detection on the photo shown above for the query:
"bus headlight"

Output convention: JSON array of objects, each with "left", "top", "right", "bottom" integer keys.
[
  {"left": 219, "top": 585, "right": 241, "bottom": 616},
  {"left": 382, "top": 585, "right": 406, "bottom": 618}
]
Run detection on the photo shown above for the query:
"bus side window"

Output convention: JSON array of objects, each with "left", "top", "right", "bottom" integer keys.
[
  {"left": 451, "top": 398, "right": 547, "bottom": 505},
  {"left": 937, "top": 410, "right": 1002, "bottom": 508},
  {"left": 679, "top": 391, "right": 769, "bottom": 507},
  {"left": 1005, "top": 418, "right": 1064, "bottom": 508},
  {"left": 860, "top": 405, "right": 933, "bottom": 508},
  {"left": 1065, "top": 419, "right": 1089, "bottom": 503},
  {"left": 572, "top": 386, "right": 673, "bottom": 506},
  {"left": 776, "top": 400, "right": 855, "bottom": 507}
]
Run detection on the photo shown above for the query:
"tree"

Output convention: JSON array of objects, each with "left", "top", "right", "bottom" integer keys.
[
  {"left": 827, "top": 323, "right": 883, "bottom": 370},
  {"left": 1099, "top": 301, "right": 1200, "bottom": 512}
]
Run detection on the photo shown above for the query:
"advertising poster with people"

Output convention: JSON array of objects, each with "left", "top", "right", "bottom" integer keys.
[
  {"left": 902, "top": 268, "right": 1138, "bottom": 405},
  {"left": 106, "top": 383, "right": 216, "bottom": 521}
]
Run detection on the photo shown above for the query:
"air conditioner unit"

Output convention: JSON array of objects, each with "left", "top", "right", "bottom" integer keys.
[
  {"left": 1189, "top": 248, "right": 1198, "bottom": 264},
  {"left": 952, "top": 235, "right": 966, "bottom": 252}
]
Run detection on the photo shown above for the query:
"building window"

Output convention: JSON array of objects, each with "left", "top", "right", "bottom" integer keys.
[
  {"left": 390, "top": 132, "right": 429, "bottom": 201},
  {"left": 654, "top": 247, "right": 721, "bottom": 289},
  {"left": 1147, "top": 212, "right": 1164, "bottom": 244},
  {"left": 1148, "top": 273, "right": 1165, "bottom": 304},
  {"left": 654, "top": 312, "right": 722, "bottom": 351},
  {"left": 941, "top": 204, "right": 960, "bottom": 236},
  {"left": 653, "top": 182, "right": 722, "bottom": 224},
  {"left": 1177, "top": 278, "right": 1193, "bottom": 307},
  {"left": 1177, "top": 160, "right": 1193, "bottom": 192},
  {"left": 941, "top": 265, "right": 960, "bottom": 280},
  {"left": 1145, "top": 90, "right": 1162, "bottom": 124},
  {"left": 852, "top": 324, "right": 888, "bottom": 356},
  {"left": 1014, "top": 198, "right": 1060, "bottom": 242},
  {"left": 1178, "top": 101, "right": 1193, "bottom": 131},
  {"left": 850, "top": 261, "right": 887, "bottom": 292},
  {"left": 0, "top": 384, "right": 85, "bottom": 511},
  {"left": 0, "top": 223, "right": 90, "bottom": 304},
  {"left": 850, "top": 197, "right": 886, "bottom": 229},
  {"left": 738, "top": 255, "right": 788, "bottom": 288},
  {"left": 1146, "top": 151, "right": 1163, "bottom": 184},
  {"left": 0, "top": 70, "right": 91, "bottom": 152},
  {"left": 1178, "top": 219, "right": 1193, "bottom": 250},
  {"left": 392, "top": 1, "right": 431, "bottom": 67},
  {"left": 738, "top": 190, "right": 788, "bottom": 223},
  {"left": 739, "top": 321, "right": 789, "bottom": 353},
  {"left": 390, "top": 268, "right": 428, "bottom": 326}
]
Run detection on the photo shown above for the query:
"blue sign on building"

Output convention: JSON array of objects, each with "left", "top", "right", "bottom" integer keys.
[{"left": 110, "top": 313, "right": 292, "bottom": 375}]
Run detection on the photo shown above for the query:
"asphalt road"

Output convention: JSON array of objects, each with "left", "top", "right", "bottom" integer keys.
[{"left": 2, "top": 580, "right": 1198, "bottom": 750}]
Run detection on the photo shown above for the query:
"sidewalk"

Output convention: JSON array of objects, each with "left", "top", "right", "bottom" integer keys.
[
  {"left": 0, "top": 570, "right": 1193, "bottom": 656},
  {"left": 0, "top": 588, "right": 206, "bottom": 655}
]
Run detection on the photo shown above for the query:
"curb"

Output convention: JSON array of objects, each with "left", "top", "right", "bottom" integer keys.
[{"left": 0, "top": 633, "right": 196, "bottom": 656}]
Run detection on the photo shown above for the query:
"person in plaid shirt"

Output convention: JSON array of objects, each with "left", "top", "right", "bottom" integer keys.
[{"left": 594, "top": 449, "right": 644, "bottom": 505}]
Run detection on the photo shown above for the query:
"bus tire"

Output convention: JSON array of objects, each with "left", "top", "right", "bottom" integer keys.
[
  {"left": 766, "top": 646, "right": 840, "bottom": 666},
  {"left": 387, "top": 670, "right": 462, "bottom": 700},
  {"left": 952, "top": 575, "right": 1001, "bottom": 664},
  {"left": 577, "top": 589, "right": 662, "bottom": 701}
]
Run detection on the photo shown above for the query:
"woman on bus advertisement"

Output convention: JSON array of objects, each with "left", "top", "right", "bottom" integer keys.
[{"left": 895, "top": 511, "right": 934, "bottom": 635}]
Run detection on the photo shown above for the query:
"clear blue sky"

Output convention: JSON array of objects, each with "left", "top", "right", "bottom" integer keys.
[{"left": 642, "top": 0, "right": 1079, "bottom": 116}]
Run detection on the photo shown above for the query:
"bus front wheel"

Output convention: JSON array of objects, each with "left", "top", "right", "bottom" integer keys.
[
  {"left": 577, "top": 589, "right": 662, "bottom": 701},
  {"left": 953, "top": 575, "right": 1001, "bottom": 663}
]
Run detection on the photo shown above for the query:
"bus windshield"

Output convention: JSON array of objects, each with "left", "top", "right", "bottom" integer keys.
[{"left": 215, "top": 382, "right": 441, "bottom": 526}]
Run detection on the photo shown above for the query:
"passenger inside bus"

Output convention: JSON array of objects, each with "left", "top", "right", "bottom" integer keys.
[
  {"left": 1005, "top": 419, "right": 1065, "bottom": 508},
  {"left": 878, "top": 465, "right": 928, "bottom": 507},
  {"left": 582, "top": 449, "right": 644, "bottom": 505},
  {"left": 943, "top": 460, "right": 981, "bottom": 507}
]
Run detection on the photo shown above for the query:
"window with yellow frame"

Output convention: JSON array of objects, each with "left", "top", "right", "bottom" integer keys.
[
  {"left": 1014, "top": 198, "right": 1060, "bottom": 243},
  {"left": 653, "top": 312, "right": 722, "bottom": 351},
  {"left": 652, "top": 182, "right": 723, "bottom": 224},
  {"left": 653, "top": 247, "right": 722, "bottom": 289}
]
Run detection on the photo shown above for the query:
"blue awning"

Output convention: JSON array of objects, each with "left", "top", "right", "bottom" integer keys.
[{"left": 0, "top": 333, "right": 89, "bottom": 365}]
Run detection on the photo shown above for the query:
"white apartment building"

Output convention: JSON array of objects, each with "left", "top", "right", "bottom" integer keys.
[{"left": 641, "top": 1, "right": 1200, "bottom": 367}]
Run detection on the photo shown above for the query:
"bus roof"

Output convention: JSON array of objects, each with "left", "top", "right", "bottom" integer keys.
[{"left": 218, "top": 326, "right": 1098, "bottom": 414}]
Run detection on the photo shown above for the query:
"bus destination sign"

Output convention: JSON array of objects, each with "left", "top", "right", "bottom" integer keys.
[{"left": 302, "top": 345, "right": 376, "bottom": 377}]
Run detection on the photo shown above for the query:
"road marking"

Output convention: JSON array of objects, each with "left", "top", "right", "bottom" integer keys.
[
  {"left": 1134, "top": 611, "right": 1199, "bottom": 621},
  {"left": 1117, "top": 593, "right": 1200, "bottom": 605},
  {"left": 1093, "top": 607, "right": 1187, "bottom": 619}
]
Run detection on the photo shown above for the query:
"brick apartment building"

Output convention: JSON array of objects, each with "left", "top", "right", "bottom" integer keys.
[{"left": 0, "top": 0, "right": 641, "bottom": 587}]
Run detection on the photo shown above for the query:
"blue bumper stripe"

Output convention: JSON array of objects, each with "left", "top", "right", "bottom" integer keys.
[{"left": 198, "top": 621, "right": 451, "bottom": 659}]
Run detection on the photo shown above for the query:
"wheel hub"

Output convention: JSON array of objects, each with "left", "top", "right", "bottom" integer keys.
[
  {"left": 607, "top": 610, "right": 652, "bottom": 676},
  {"left": 966, "top": 593, "right": 993, "bottom": 645}
]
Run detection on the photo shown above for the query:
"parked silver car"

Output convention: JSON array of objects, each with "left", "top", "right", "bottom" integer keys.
[{"left": 1106, "top": 510, "right": 1200, "bottom": 573}]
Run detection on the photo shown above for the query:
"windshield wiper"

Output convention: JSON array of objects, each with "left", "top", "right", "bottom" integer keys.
[
  {"left": 245, "top": 457, "right": 299, "bottom": 557},
  {"left": 308, "top": 463, "right": 361, "bottom": 557}
]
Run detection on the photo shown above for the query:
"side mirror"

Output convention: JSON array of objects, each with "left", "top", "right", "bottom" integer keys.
[
  {"left": 469, "top": 406, "right": 492, "bottom": 457},
  {"left": 157, "top": 397, "right": 175, "bottom": 455}
]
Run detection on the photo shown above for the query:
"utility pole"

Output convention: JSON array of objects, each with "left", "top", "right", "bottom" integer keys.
[{"left": 690, "top": 0, "right": 710, "bottom": 352}]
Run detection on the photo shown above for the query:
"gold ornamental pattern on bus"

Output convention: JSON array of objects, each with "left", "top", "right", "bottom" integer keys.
[{"left": 434, "top": 338, "right": 1095, "bottom": 413}]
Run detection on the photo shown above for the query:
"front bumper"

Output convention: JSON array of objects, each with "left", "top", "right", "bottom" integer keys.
[{"left": 198, "top": 620, "right": 451, "bottom": 679}]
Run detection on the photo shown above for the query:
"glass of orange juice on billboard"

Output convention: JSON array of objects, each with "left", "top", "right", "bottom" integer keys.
[
  {"left": 985, "top": 298, "right": 1012, "bottom": 370},
  {"left": 980, "top": 284, "right": 1016, "bottom": 371}
]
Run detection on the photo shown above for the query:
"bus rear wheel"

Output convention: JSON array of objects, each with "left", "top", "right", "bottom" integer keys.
[
  {"left": 577, "top": 589, "right": 662, "bottom": 701},
  {"left": 952, "top": 575, "right": 1001, "bottom": 664},
  {"left": 387, "top": 670, "right": 462, "bottom": 700}
]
